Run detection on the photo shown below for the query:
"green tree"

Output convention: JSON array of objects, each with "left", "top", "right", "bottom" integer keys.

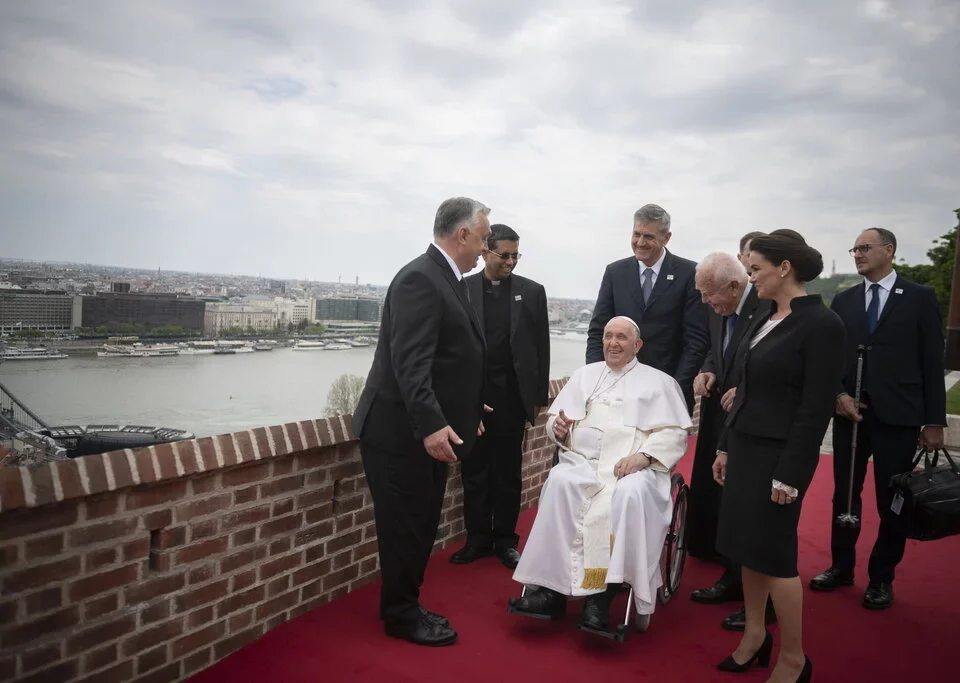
[
  {"left": 324, "top": 374, "right": 366, "bottom": 416},
  {"left": 896, "top": 215, "right": 957, "bottom": 324}
]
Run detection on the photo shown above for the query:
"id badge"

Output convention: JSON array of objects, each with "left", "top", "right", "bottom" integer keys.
[{"left": 891, "top": 491, "right": 904, "bottom": 515}]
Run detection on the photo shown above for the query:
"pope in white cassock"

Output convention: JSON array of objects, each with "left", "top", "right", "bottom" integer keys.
[{"left": 509, "top": 316, "right": 692, "bottom": 631}]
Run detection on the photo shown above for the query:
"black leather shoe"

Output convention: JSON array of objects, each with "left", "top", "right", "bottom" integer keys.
[
  {"left": 716, "top": 629, "right": 773, "bottom": 672},
  {"left": 385, "top": 616, "right": 457, "bottom": 646},
  {"left": 496, "top": 547, "right": 521, "bottom": 569},
  {"left": 450, "top": 543, "right": 493, "bottom": 564},
  {"left": 691, "top": 580, "right": 744, "bottom": 604},
  {"left": 809, "top": 566, "right": 854, "bottom": 591},
  {"left": 862, "top": 582, "right": 893, "bottom": 610},
  {"left": 578, "top": 593, "right": 611, "bottom": 631},
  {"left": 419, "top": 605, "right": 449, "bottom": 627},
  {"left": 721, "top": 600, "right": 777, "bottom": 632},
  {"left": 508, "top": 587, "right": 567, "bottom": 619}
]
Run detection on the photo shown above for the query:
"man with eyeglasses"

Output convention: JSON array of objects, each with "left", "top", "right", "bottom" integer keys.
[
  {"left": 451, "top": 224, "right": 551, "bottom": 570},
  {"left": 586, "top": 204, "right": 709, "bottom": 414},
  {"left": 809, "top": 227, "right": 946, "bottom": 610}
]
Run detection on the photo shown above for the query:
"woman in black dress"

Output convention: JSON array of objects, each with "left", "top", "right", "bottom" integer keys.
[{"left": 712, "top": 230, "right": 845, "bottom": 683}]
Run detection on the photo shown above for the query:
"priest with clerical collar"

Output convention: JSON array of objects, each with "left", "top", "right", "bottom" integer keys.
[{"left": 510, "top": 316, "right": 692, "bottom": 630}]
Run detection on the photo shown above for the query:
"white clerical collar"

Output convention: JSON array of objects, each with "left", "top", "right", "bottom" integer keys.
[
  {"left": 433, "top": 243, "right": 463, "bottom": 281},
  {"left": 605, "top": 357, "right": 639, "bottom": 376},
  {"left": 864, "top": 269, "right": 897, "bottom": 292},
  {"left": 638, "top": 248, "right": 667, "bottom": 276},
  {"left": 735, "top": 283, "right": 752, "bottom": 316}
]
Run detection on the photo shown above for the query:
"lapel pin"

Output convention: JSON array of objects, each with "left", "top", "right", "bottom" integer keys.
[
  {"left": 515, "top": 294, "right": 522, "bottom": 301},
  {"left": 895, "top": 288, "right": 903, "bottom": 294},
  {"left": 666, "top": 274, "right": 675, "bottom": 281}
]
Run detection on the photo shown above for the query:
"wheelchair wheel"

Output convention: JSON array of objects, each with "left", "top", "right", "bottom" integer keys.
[{"left": 657, "top": 473, "right": 689, "bottom": 605}]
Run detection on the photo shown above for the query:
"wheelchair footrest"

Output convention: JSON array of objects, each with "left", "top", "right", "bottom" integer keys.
[
  {"left": 575, "top": 622, "right": 630, "bottom": 642},
  {"left": 507, "top": 604, "right": 562, "bottom": 621}
]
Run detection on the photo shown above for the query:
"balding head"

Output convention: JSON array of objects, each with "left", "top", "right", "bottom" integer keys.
[
  {"left": 602, "top": 316, "right": 643, "bottom": 369},
  {"left": 695, "top": 252, "right": 749, "bottom": 317}
]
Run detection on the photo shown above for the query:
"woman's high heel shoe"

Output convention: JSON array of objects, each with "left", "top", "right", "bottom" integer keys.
[
  {"left": 716, "top": 629, "right": 773, "bottom": 672},
  {"left": 794, "top": 656, "right": 812, "bottom": 682}
]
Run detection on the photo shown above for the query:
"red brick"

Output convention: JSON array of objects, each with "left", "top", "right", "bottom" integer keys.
[
  {"left": 326, "top": 529, "right": 362, "bottom": 554},
  {"left": 125, "top": 572, "right": 186, "bottom": 605},
  {"left": 292, "top": 559, "right": 331, "bottom": 587},
  {"left": 141, "top": 599, "right": 171, "bottom": 626},
  {"left": 187, "top": 605, "right": 214, "bottom": 629},
  {"left": 3, "top": 607, "right": 80, "bottom": 648},
  {"left": 222, "top": 462, "right": 271, "bottom": 488},
  {"left": 196, "top": 440, "right": 218, "bottom": 475},
  {"left": 258, "top": 512, "right": 303, "bottom": 540},
  {"left": 216, "top": 585, "right": 266, "bottom": 618},
  {"left": 83, "top": 593, "right": 119, "bottom": 621},
  {"left": 175, "top": 579, "right": 229, "bottom": 613},
  {"left": 355, "top": 506, "right": 374, "bottom": 525},
  {"left": 69, "top": 518, "right": 137, "bottom": 546},
  {"left": 290, "top": 593, "right": 331, "bottom": 619},
  {"left": 183, "top": 649, "right": 212, "bottom": 676},
  {"left": 122, "top": 537, "right": 150, "bottom": 562},
  {"left": 305, "top": 503, "right": 334, "bottom": 525},
  {"left": 174, "top": 537, "right": 228, "bottom": 565},
  {"left": 0, "top": 503, "right": 78, "bottom": 542},
  {"left": 284, "top": 424, "right": 305, "bottom": 452},
  {"left": 0, "top": 600, "right": 17, "bottom": 623},
  {"left": 79, "top": 660, "right": 134, "bottom": 683},
  {"left": 3, "top": 556, "right": 81, "bottom": 594},
  {"left": 24, "top": 532, "right": 64, "bottom": 560},
  {"left": 69, "top": 564, "right": 139, "bottom": 602},
  {"left": 305, "top": 542, "right": 331, "bottom": 564},
  {"left": 0, "top": 467, "right": 26, "bottom": 511},
  {"left": 269, "top": 537, "right": 292, "bottom": 556},
  {"left": 125, "top": 482, "right": 188, "bottom": 511},
  {"left": 175, "top": 493, "right": 232, "bottom": 523},
  {"left": 82, "top": 455, "right": 110, "bottom": 497},
  {"left": 106, "top": 449, "right": 135, "bottom": 489},
  {"left": 121, "top": 617, "right": 184, "bottom": 657},
  {"left": 18, "top": 661, "right": 78, "bottom": 683},
  {"left": 229, "top": 608, "right": 254, "bottom": 632},
  {"left": 353, "top": 539, "right": 378, "bottom": 561},
  {"left": 273, "top": 457, "right": 294, "bottom": 476},
  {"left": 322, "top": 563, "right": 360, "bottom": 591},
  {"left": 20, "top": 642, "right": 62, "bottom": 673},
  {"left": 333, "top": 493, "right": 364, "bottom": 516},
  {"left": 136, "top": 645, "right": 168, "bottom": 676},
  {"left": 296, "top": 449, "right": 336, "bottom": 472},
  {"left": 85, "top": 493, "right": 119, "bottom": 519},
  {"left": 315, "top": 419, "right": 334, "bottom": 447},
  {"left": 231, "top": 569, "right": 256, "bottom": 592},
  {"left": 157, "top": 526, "right": 186, "bottom": 549},
  {"left": 332, "top": 550, "right": 352, "bottom": 570},
  {"left": 213, "top": 625, "right": 263, "bottom": 661},
  {"left": 25, "top": 587, "right": 62, "bottom": 615},
  {"left": 360, "top": 557, "right": 378, "bottom": 574},
  {"left": 188, "top": 563, "right": 217, "bottom": 585},
  {"left": 154, "top": 444, "right": 177, "bottom": 480},
  {"left": 220, "top": 504, "right": 270, "bottom": 532},
  {"left": 217, "top": 434, "right": 239, "bottom": 467},
  {"left": 134, "top": 448, "right": 159, "bottom": 485},
  {"left": 269, "top": 426, "right": 288, "bottom": 454},
  {"left": 260, "top": 474, "right": 305, "bottom": 499},
  {"left": 231, "top": 528, "right": 256, "bottom": 547},
  {"left": 234, "top": 485, "right": 259, "bottom": 505},
  {"left": 0, "top": 543, "right": 19, "bottom": 568},
  {"left": 190, "top": 519, "right": 219, "bottom": 541},
  {"left": 295, "top": 486, "right": 333, "bottom": 510},
  {"left": 84, "top": 546, "right": 117, "bottom": 571},
  {"left": 330, "top": 461, "right": 362, "bottom": 480},
  {"left": 256, "top": 589, "right": 298, "bottom": 620},
  {"left": 67, "top": 614, "right": 135, "bottom": 655},
  {"left": 272, "top": 498, "right": 294, "bottom": 516},
  {"left": 142, "top": 509, "right": 172, "bottom": 530},
  {"left": 267, "top": 574, "right": 291, "bottom": 598},
  {"left": 230, "top": 431, "right": 254, "bottom": 467},
  {"left": 220, "top": 545, "right": 267, "bottom": 574},
  {"left": 258, "top": 553, "right": 302, "bottom": 583},
  {"left": 137, "top": 662, "right": 182, "bottom": 683},
  {"left": 82, "top": 643, "right": 117, "bottom": 674},
  {"left": 172, "top": 621, "right": 227, "bottom": 659}
]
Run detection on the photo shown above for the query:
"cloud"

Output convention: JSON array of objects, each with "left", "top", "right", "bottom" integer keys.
[{"left": 0, "top": 0, "right": 957, "bottom": 297}]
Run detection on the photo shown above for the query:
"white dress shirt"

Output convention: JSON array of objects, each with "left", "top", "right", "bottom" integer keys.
[
  {"left": 864, "top": 269, "right": 898, "bottom": 314},
  {"left": 637, "top": 248, "right": 667, "bottom": 287},
  {"left": 433, "top": 243, "right": 463, "bottom": 281}
]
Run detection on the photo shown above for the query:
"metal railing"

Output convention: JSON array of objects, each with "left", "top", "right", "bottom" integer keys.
[{"left": 0, "top": 380, "right": 49, "bottom": 433}]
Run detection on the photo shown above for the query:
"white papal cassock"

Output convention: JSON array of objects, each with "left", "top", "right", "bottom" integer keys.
[{"left": 512, "top": 358, "right": 692, "bottom": 616}]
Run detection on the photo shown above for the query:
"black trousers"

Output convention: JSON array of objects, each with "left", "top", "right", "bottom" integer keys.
[
  {"left": 460, "top": 381, "right": 526, "bottom": 551},
  {"left": 361, "top": 438, "right": 448, "bottom": 625},
  {"left": 831, "top": 409, "right": 919, "bottom": 584}
]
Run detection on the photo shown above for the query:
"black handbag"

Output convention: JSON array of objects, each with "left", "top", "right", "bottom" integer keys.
[{"left": 889, "top": 447, "right": 960, "bottom": 541}]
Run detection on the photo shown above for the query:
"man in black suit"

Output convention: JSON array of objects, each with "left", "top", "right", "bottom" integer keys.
[
  {"left": 451, "top": 224, "right": 550, "bottom": 570},
  {"left": 586, "top": 203, "right": 709, "bottom": 413},
  {"left": 810, "top": 227, "right": 946, "bottom": 610},
  {"left": 687, "top": 245, "right": 779, "bottom": 631},
  {"left": 353, "top": 196, "right": 492, "bottom": 646}
]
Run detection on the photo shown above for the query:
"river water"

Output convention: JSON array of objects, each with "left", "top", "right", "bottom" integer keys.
[{"left": 0, "top": 334, "right": 590, "bottom": 438}]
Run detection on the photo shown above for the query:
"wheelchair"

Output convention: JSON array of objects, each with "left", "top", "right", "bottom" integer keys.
[{"left": 508, "top": 448, "right": 689, "bottom": 643}]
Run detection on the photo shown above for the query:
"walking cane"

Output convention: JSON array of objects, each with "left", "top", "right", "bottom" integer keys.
[{"left": 837, "top": 345, "right": 866, "bottom": 528}]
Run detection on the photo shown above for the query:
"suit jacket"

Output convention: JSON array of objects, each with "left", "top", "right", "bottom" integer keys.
[
  {"left": 719, "top": 296, "right": 846, "bottom": 493},
  {"left": 353, "top": 244, "right": 487, "bottom": 460},
  {"left": 465, "top": 272, "right": 550, "bottom": 425},
  {"left": 701, "top": 285, "right": 773, "bottom": 395},
  {"left": 830, "top": 275, "right": 946, "bottom": 427},
  {"left": 586, "top": 249, "right": 709, "bottom": 407}
]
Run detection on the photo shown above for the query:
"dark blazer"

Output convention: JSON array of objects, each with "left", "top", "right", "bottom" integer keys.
[
  {"left": 720, "top": 296, "right": 846, "bottom": 493},
  {"left": 701, "top": 285, "right": 773, "bottom": 394},
  {"left": 353, "top": 245, "right": 486, "bottom": 460},
  {"left": 465, "top": 272, "right": 550, "bottom": 425},
  {"left": 586, "top": 249, "right": 709, "bottom": 407},
  {"left": 830, "top": 276, "right": 946, "bottom": 427}
]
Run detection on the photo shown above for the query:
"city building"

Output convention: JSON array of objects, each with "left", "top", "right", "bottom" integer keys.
[
  {"left": 204, "top": 303, "right": 276, "bottom": 335},
  {"left": 0, "top": 289, "right": 81, "bottom": 333},
  {"left": 314, "top": 297, "right": 382, "bottom": 322},
  {"left": 81, "top": 293, "right": 205, "bottom": 331}
]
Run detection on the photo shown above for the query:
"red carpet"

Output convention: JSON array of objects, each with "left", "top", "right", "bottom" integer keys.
[{"left": 191, "top": 443, "right": 959, "bottom": 683}]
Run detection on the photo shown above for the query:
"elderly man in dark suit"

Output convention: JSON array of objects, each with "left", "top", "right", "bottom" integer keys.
[
  {"left": 586, "top": 204, "right": 709, "bottom": 413},
  {"left": 451, "top": 224, "right": 551, "bottom": 570},
  {"left": 688, "top": 246, "right": 778, "bottom": 632},
  {"left": 353, "top": 197, "right": 492, "bottom": 646},
  {"left": 810, "top": 227, "right": 946, "bottom": 610}
]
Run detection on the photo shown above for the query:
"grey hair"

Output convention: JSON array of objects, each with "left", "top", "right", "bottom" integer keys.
[
  {"left": 633, "top": 204, "right": 671, "bottom": 234},
  {"left": 696, "top": 252, "right": 748, "bottom": 288},
  {"left": 863, "top": 227, "right": 897, "bottom": 255},
  {"left": 607, "top": 315, "right": 641, "bottom": 339},
  {"left": 433, "top": 197, "right": 491, "bottom": 239}
]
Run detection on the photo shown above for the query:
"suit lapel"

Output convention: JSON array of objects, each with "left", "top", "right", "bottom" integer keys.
[
  {"left": 872, "top": 276, "right": 903, "bottom": 335},
  {"left": 509, "top": 277, "right": 522, "bottom": 342},
  {"left": 848, "top": 282, "right": 870, "bottom": 337},
  {"left": 709, "top": 311, "right": 723, "bottom": 371},
  {"left": 629, "top": 261, "right": 645, "bottom": 309},
  {"left": 469, "top": 274, "right": 485, "bottom": 338},
  {"left": 644, "top": 250, "right": 676, "bottom": 310},
  {"left": 722, "top": 287, "right": 759, "bottom": 370},
  {"left": 427, "top": 245, "right": 485, "bottom": 344}
]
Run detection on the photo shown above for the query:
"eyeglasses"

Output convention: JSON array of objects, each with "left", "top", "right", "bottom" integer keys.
[
  {"left": 848, "top": 244, "right": 887, "bottom": 255},
  {"left": 487, "top": 250, "right": 522, "bottom": 262}
]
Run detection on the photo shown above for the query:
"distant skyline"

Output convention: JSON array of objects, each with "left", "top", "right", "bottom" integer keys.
[{"left": 1, "top": 1, "right": 957, "bottom": 299}]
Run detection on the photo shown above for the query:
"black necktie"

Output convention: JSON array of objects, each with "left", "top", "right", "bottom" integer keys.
[
  {"left": 866, "top": 283, "right": 880, "bottom": 334},
  {"left": 723, "top": 313, "right": 739, "bottom": 354},
  {"left": 460, "top": 278, "right": 471, "bottom": 303}
]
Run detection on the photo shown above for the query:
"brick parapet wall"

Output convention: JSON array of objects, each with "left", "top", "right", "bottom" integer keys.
[{"left": 0, "top": 380, "right": 699, "bottom": 683}]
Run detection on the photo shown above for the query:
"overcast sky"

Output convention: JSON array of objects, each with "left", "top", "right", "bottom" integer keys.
[{"left": 1, "top": 1, "right": 957, "bottom": 299}]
